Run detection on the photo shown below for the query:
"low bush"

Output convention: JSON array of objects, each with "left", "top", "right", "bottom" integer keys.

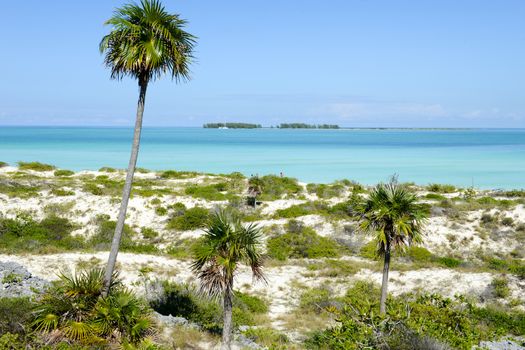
[
  {"left": 167, "top": 206, "right": 210, "bottom": 231},
  {"left": 436, "top": 256, "right": 463, "bottom": 268},
  {"left": 306, "top": 183, "right": 345, "bottom": 199},
  {"left": 33, "top": 268, "right": 155, "bottom": 346},
  {"left": 274, "top": 204, "right": 311, "bottom": 218},
  {"left": 0, "top": 297, "right": 34, "bottom": 336},
  {"left": 242, "top": 327, "right": 290, "bottom": 349},
  {"left": 0, "top": 182, "right": 40, "bottom": 198},
  {"left": 252, "top": 175, "right": 302, "bottom": 200},
  {"left": 491, "top": 276, "right": 510, "bottom": 299},
  {"left": 0, "top": 213, "right": 83, "bottom": 253},
  {"left": 424, "top": 193, "right": 447, "bottom": 201},
  {"left": 305, "top": 281, "right": 525, "bottom": 350},
  {"left": 159, "top": 170, "right": 199, "bottom": 179},
  {"left": 359, "top": 240, "right": 378, "bottom": 260},
  {"left": 406, "top": 246, "right": 433, "bottom": 263},
  {"left": 151, "top": 281, "right": 268, "bottom": 333},
  {"left": 299, "top": 286, "right": 338, "bottom": 314},
  {"left": 18, "top": 161, "right": 55, "bottom": 171},
  {"left": 150, "top": 281, "right": 222, "bottom": 333},
  {"left": 98, "top": 166, "right": 117, "bottom": 172},
  {"left": 166, "top": 238, "right": 199, "bottom": 259},
  {"left": 50, "top": 188, "right": 75, "bottom": 196},
  {"left": 185, "top": 184, "right": 233, "bottom": 201},
  {"left": 266, "top": 221, "right": 342, "bottom": 260},
  {"left": 427, "top": 183, "right": 456, "bottom": 193},
  {"left": 54, "top": 169, "right": 75, "bottom": 177},
  {"left": 0, "top": 161, "right": 8, "bottom": 168}
]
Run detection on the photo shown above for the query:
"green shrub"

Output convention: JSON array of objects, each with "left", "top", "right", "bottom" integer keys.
[
  {"left": 50, "top": 188, "right": 75, "bottom": 196},
  {"left": 436, "top": 256, "right": 462, "bottom": 268},
  {"left": 234, "top": 291, "right": 268, "bottom": 314},
  {"left": 0, "top": 161, "right": 8, "bottom": 168},
  {"left": 159, "top": 170, "right": 199, "bottom": 179},
  {"left": 0, "top": 213, "right": 83, "bottom": 253},
  {"left": 141, "top": 227, "right": 159, "bottom": 240},
  {"left": 54, "top": 169, "right": 75, "bottom": 177},
  {"left": 155, "top": 206, "right": 168, "bottom": 216},
  {"left": 406, "top": 246, "right": 433, "bottom": 263},
  {"left": 0, "top": 297, "right": 34, "bottom": 337},
  {"left": 232, "top": 291, "right": 269, "bottom": 326},
  {"left": 306, "top": 282, "right": 525, "bottom": 350},
  {"left": 274, "top": 204, "right": 311, "bottom": 218},
  {"left": 166, "top": 238, "right": 199, "bottom": 259},
  {"left": 242, "top": 327, "right": 289, "bottom": 349},
  {"left": 18, "top": 161, "right": 55, "bottom": 171},
  {"left": 89, "top": 215, "right": 136, "bottom": 250},
  {"left": 299, "top": 286, "right": 336, "bottom": 314},
  {"left": 306, "top": 183, "right": 345, "bottom": 199},
  {"left": 253, "top": 175, "right": 302, "bottom": 200},
  {"left": 424, "top": 193, "right": 447, "bottom": 201},
  {"left": 501, "top": 217, "right": 514, "bottom": 227},
  {"left": 491, "top": 276, "right": 510, "bottom": 298},
  {"left": 185, "top": 184, "right": 231, "bottom": 201},
  {"left": 33, "top": 268, "right": 154, "bottom": 346},
  {"left": 167, "top": 207, "right": 209, "bottom": 231},
  {"left": 427, "top": 183, "right": 456, "bottom": 193},
  {"left": 0, "top": 182, "right": 39, "bottom": 198},
  {"left": 98, "top": 166, "right": 117, "bottom": 172},
  {"left": 150, "top": 281, "right": 222, "bottom": 333},
  {"left": 359, "top": 240, "right": 378, "bottom": 260},
  {"left": 266, "top": 222, "right": 342, "bottom": 260}
]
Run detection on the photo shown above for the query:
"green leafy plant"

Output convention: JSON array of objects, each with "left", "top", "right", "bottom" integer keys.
[
  {"left": 18, "top": 161, "right": 55, "bottom": 171},
  {"left": 33, "top": 268, "right": 154, "bottom": 346}
]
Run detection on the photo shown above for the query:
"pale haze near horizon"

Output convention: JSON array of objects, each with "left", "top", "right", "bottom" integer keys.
[{"left": 0, "top": 0, "right": 524, "bottom": 128}]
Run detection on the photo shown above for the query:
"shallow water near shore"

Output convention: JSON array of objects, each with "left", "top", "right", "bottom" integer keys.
[{"left": 1, "top": 126, "right": 524, "bottom": 189}]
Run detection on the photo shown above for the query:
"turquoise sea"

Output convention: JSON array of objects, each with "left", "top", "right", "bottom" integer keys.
[{"left": 0, "top": 127, "right": 524, "bottom": 189}]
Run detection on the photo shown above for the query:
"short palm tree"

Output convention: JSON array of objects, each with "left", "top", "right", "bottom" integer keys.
[
  {"left": 357, "top": 177, "right": 427, "bottom": 314},
  {"left": 99, "top": 0, "right": 195, "bottom": 296},
  {"left": 191, "top": 209, "right": 266, "bottom": 350}
]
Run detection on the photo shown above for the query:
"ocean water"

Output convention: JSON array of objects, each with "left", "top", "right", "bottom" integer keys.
[{"left": 0, "top": 127, "right": 524, "bottom": 189}]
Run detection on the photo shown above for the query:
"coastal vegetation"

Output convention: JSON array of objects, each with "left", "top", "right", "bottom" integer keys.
[
  {"left": 277, "top": 123, "right": 340, "bottom": 129},
  {"left": 203, "top": 123, "right": 262, "bottom": 129},
  {"left": 1, "top": 164, "right": 525, "bottom": 348}
]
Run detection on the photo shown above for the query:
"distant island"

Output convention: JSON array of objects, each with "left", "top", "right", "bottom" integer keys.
[
  {"left": 203, "top": 123, "right": 262, "bottom": 129},
  {"left": 277, "top": 123, "right": 340, "bottom": 129}
]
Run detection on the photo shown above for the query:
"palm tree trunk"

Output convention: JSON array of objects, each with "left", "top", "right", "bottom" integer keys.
[
  {"left": 102, "top": 78, "right": 148, "bottom": 297},
  {"left": 221, "top": 278, "right": 234, "bottom": 350},
  {"left": 379, "top": 242, "right": 391, "bottom": 315}
]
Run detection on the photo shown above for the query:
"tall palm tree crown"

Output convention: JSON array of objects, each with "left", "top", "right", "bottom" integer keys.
[
  {"left": 359, "top": 179, "right": 426, "bottom": 256},
  {"left": 100, "top": 0, "right": 195, "bottom": 85},
  {"left": 191, "top": 210, "right": 266, "bottom": 297}
]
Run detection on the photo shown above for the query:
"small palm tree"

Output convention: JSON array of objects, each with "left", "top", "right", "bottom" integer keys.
[
  {"left": 191, "top": 209, "right": 266, "bottom": 350},
  {"left": 99, "top": 0, "right": 195, "bottom": 296},
  {"left": 357, "top": 177, "right": 427, "bottom": 314}
]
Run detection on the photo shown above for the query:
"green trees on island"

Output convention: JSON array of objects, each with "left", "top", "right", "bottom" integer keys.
[
  {"left": 357, "top": 177, "right": 427, "bottom": 314},
  {"left": 203, "top": 123, "right": 262, "bottom": 129},
  {"left": 99, "top": 0, "right": 196, "bottom": 296},
  {"left": 191, "top": 210, "right": 266, "bottom": 350}
]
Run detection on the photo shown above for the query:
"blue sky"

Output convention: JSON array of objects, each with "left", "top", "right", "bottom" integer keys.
[{"left": 1, "top": 0, "right": 524, "bottom": 127}]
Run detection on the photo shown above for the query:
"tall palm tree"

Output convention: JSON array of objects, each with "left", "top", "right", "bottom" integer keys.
[
  {"left": 99, "top": 0, "right": 195, "bottom": 297},
  {"left": 191, "top": 209, "right": 266, "bottom": 350},
  {"left": 357, "top": 177, "right": 427, "bottom": 314}
]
